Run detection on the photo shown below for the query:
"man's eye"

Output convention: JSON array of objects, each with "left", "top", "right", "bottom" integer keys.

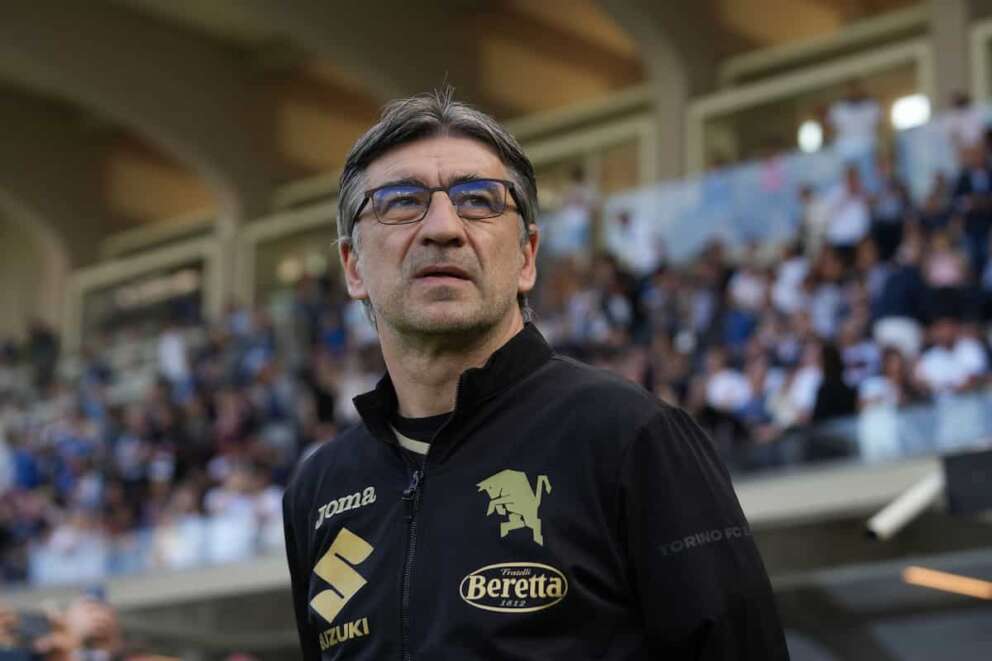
[
  {"left": 386, "top": 195, "right": 421, "bottom": 208},
  {"left": 461, "top": 194, "right": 493, "bottom": 207}
]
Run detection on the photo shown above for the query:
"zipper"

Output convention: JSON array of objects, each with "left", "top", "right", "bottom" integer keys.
[
  {"left": 399, "top": 467, "right": 423, "bottom": 661},
  {"left": 397, "top": 377, "right": 464, "bottom": 660}
]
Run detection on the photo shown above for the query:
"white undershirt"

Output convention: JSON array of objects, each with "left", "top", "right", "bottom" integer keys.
[{"left": 391, "top": 427, "right": 430, "bottom": 456}]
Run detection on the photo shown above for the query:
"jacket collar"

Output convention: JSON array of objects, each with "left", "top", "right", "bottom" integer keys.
[{"left": 353, "top": 323, "right": 552, "bottom": 446}]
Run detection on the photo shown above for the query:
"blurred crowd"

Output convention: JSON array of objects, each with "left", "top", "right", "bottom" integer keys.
[
  {"left": 0, "top": 289, "right": 362, "bottom": 584},
  {"left": 1, "top": 93, "right": 992, "bottom": 590},
  {"left": 1, "top": 594, "right": 164, "bottom": 660},
  {"left": 536, "top": 90, "right": 992, "bottom": 468},
  {"left": 1, "top": 593, "right": 262, "bottom": 660}
]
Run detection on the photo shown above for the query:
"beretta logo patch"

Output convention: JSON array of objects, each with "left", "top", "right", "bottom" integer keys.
[{"left": 459, "top": 562, "right": 568, "bottom": 613}]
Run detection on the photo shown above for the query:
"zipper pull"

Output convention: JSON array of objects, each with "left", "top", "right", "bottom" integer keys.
[
  {"left": 402, "top": 469, "right": 423, "bottom": 519},
  {"left": 402, "top": 469, "right": 422, "bottom": 499}
]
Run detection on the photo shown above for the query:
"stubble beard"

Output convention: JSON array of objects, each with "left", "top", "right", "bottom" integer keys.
[
  {"left": 355, "top": 242, "right": 522, "bottom": 347},
  {"left": 378, "top": 280, "right": 516, "bottom": 342}
]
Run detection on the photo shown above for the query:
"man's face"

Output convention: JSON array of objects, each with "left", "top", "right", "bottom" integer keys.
[
  {"left": 340, "top": 135, "right": 539, "bottom": 337},
  {"left": 932, "top": 319, "right": 957, "bottom": 348}
]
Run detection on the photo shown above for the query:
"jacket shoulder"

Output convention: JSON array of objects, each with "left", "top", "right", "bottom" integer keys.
[
  {"left": 283, "top": 423, "right": 371, "bottom": 506},
  {"left": 523, "top": 355, "right": 678, "bottom": 446},
  {"left": 544, "top": 354, "right": 665, "bottom": 413},
  {"left": 540, "top": 355, "right": 731, "bottom": 488}
]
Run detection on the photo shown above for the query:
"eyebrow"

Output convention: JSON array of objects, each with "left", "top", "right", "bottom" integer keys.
[
  {"left": 448, "top": 173, "right": 484, "bottom": 186},
  {"left": 374, "top": 176, "right": 427, "bottom": 189},
  {"left": 372, "top": 173, "right": 486, "bottom": 190}
]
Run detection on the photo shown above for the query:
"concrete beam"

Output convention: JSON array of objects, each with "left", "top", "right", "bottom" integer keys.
[
  {"left": 0, "top": 0, "right": 284, "bottom": 220},
  {"left": 0, "top": 91, "right": 110, "bottom": 266},
  {"left": 472, "top": 8, "right": 642, "bottom": 86},
  {"left": 0, "top": 192, "right": 70, "bottom": 336},
  {"left": 718, "top": 5, "right": 928, "bottom": 84},
  {"left": 599, "top": 0, "right": 721, "bottom": 180},
  {"left": 930, "top": 0, "right": 972, "bottom": 109},
  {"left": 235, "top": 0, "right": 488, "bottom": 105}
]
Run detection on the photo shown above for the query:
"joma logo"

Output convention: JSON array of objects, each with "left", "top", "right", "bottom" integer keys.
[{"left": 315, "top": 486, "right": 376, "bottom": 530}]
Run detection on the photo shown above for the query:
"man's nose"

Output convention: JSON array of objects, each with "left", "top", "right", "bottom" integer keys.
[{"left": 417, "top": 191, "right": 466, "bottom": 246}]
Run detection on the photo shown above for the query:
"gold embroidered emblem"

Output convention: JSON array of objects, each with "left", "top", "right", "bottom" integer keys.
[
  {"left": 476, "top": 470, "right": 551, "bottom": 546},
  {"left": 310, "top": 527, "right": 373, "bottom": 625}
]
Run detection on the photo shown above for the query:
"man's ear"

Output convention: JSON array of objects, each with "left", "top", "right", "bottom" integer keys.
[
  {"left": 339, "top": 238, "right": 369, "bottom": 301},
  {"left": 517, "top": 225, "right": 540, "bottom": 295}
]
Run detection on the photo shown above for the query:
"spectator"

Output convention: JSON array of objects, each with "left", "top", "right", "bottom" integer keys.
[
  {"left": 26, "top": 320, "right": 59, "bottom": 392},
  {"left": 61, "top": 594, "right": 124, "bottom": 658},
  {"left": 952, "top": 143, "right": 992, "bottom": 276},
  {"left": 156, "top": 320, "right": 189, "bottom": 391},
  {"left": 855, "top": 238, "right": 891, "bottom": 311},
  {"left": 604, "top": 209, "right": 663, "bottom": 276},
  {"left": 914, "top": 317, "right": 986, "bottom": 395},
  {"left": 0, "top": 596, "right": 176, "bottom": 660},
  {"left": 0, "top": 430, "right": 12, "bottom": 496},
  {"left": 544, "top": 166, "right": 595, "bottom": 258},
  {"left": 923, "top": 230, "right": 971, "bottom": 320},
  {"left": 943, "top": 91, "right": 986, "bottom": 155},
  {"left": 690, "top": 346, "right": 751, "bottom": 456},
  {"left": 827, "top": 81, "right": 881, "bottom": 182},
  {"left": 838, "top": 316, "right": 880, "bottom": 386},
  {"left": 203, "top": 463, "right": 261, "bottom": 565},
  {"left": 859, "top": 346, "right": 922, "bottom": 409},
  {"left": 873, "top": 232, "right": 927, "bottom": 338},
  {"left": 333, "top": 346, "right": 382, "bottom": 426},
  {"left": 982, "top": 232, "right": 992, "bottom": 317},
  {"left": 701, "top": 347, "right": 752, "bottom": 416},
  {"left": 738, "top": 352, "right": 784, "bottom": 434},
  {"left": 639, "top": 266, "right": 682, "bottom": 340},
  {"left": 772, "top": 242, "right": 809, "bottom": 315},
  {"left": 723, "top": 251, "right": 768, "bottom": 348},
  {"left": 821, "top": 165, "right": 871, "bottom": 261},
  {"left": 920, "top": 172, "right": 954, "bottom": 232},
  {"left": 870, "top": 154, "right": 912, "bottom": 261},
  {"left": 648, "top": 332, "right": 692, "bottom": 406},
  {"left": 954, "top": 320, "right": 990, "bottom": 386},
  {"left": 768, "top": 340, "right": 823, "bottom": 429},
  {"left": 806, "top": 248, "right": 849, "bottom": 340},
  {"left": 811, "top": 343, "right": 858, "bottom": 422},
  {"left": 151, "top": 482, "right": 205, "bottom": 570}
]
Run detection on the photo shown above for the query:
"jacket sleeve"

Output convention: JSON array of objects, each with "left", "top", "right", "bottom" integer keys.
[
  {"left": 618, "top": 405, "right": 789, "bottom": 659},
  {"left": 283, "top": 486, "right": 323, "bottom": 660}
]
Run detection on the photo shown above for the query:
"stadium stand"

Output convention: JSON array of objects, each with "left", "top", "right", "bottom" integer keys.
[
  {"left": 2, "top": 95, "right": 991, "bottom": 590},
  {"left": 2, "top": 2, "right": 992, "bottom": 659}
]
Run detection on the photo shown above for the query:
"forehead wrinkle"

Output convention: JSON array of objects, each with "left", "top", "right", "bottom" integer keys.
[
  {"left": 364, "top": 137, "right": 507, "bottom": 189},
  {"left": 373, "top": 172, "right": 487, "bottom": 191}
]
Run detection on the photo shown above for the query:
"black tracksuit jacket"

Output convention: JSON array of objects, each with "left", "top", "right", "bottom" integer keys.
[{"left": 283, "top": 324, "right": 789, "bottom": 660}]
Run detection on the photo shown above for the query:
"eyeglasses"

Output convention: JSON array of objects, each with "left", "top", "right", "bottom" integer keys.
[{"left": 353, "top": 178, "right": 519, "bottom": 228}]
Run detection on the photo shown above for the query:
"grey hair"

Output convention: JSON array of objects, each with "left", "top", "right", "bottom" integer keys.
[{"left": 337, "top": 88, "right": 538, "bottom": 324}]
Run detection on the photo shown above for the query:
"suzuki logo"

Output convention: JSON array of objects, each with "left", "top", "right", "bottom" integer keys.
[{"left": 310, "top": 527, "right": 373, "bottom": 625}]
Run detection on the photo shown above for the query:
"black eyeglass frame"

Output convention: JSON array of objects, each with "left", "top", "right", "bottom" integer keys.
[{"left": 351, "top": 177, "right": 523, "bottom": 230}]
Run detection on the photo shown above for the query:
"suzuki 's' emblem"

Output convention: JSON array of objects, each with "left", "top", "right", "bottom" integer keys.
[
  {"left": 310, "top": 527, "right": 372, "bottom": 625},
  {"left": 477, "top": 470, "right": 551, "bottom": 546}
]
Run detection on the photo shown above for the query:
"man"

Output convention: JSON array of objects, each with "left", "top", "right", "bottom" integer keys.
[
  {"left": 821, "top": 165, "right": 870, "bottom": 262},
  {"left": 283, "top": 90, "right": 788, "bottom": 660},
  {"left": 826, "top": 81, "right": 881, "bottom": 196},
  {"left": 952, "top": 143, "right": 992, "bottom": 276}
]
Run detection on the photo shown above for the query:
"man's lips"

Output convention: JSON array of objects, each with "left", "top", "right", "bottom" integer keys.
[{"left": 413, "top": 265, "right": 472, "bottom": 280}]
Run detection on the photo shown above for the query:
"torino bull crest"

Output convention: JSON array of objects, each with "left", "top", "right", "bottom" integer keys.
[{"left": 477, "top": 469, "right": 551, "bottom": 546}]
